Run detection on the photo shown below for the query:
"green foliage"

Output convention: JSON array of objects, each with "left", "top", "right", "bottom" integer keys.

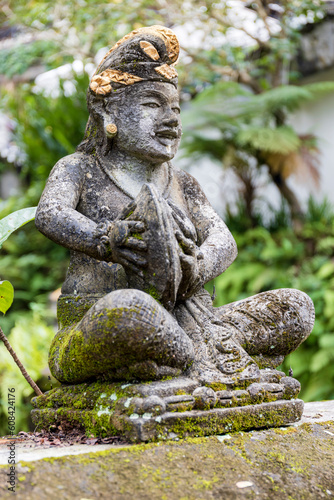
[
  {"left": 213, "top": 198, "right": 334, "bottom": 402},
  {"left": 0, "top": 207, "right": 36, "bottom": 247},
  {"left": 5, "top": 73, "right": 89, "bottom": 185},
  {"left": 181, "top": 80, "right": 334, "bottom": 219},
  {"left": 3, "top": 0, "right": 179, "bottom": 68},
  {"left": 3, "top": 0, "right": 325, "bottom": 94},
  {"left": 0, "top": 40, "right": 64, "bottom": 78},
  {"left": 0, "top": 281, "right": 14, "bottom": 314},
  {"left": 182, "top": 82, "right": 334, "bottom": 158},
  {"left": 0, "top": 74, "right": 89, "bottom": 321},
  {"left": 0, "top": 309, "right": 56, "bottom": 433},
  {"left": 237, "top": 125, "right": 301, "bottom": 155}
]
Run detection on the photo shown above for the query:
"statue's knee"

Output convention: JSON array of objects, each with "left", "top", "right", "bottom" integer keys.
[
  {"left": 48, "top": 326, "right": 74, "bottom": 383},
  {"left": 96, "top": 288, "right": 160, "bottom": 313},
  {"left": 270, "top": 288, "right": 315, "bottom": 339}
]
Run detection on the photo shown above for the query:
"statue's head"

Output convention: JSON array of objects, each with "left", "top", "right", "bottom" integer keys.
[{"left": 78, "top": 26, "right": 181, "bottom": 163}]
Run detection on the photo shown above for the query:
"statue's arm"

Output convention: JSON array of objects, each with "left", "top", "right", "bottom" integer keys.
[
  {"left": 180, "top": 170, "right": 238, "bottom": 283},
  {"left": 35, "top": 155, "right": 103, "bottom": 260}
]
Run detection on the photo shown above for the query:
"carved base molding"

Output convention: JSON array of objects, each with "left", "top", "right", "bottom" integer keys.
[{"left": 31, "top": 375, "right": 304, "bottom": 442}]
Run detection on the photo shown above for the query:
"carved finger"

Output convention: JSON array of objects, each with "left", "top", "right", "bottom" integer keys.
[
  {"left": 113, "top": 232, "right": 125, "bottom": 246},
  {"left": 118, "top": 201, "right": 137, "bottom": 220},
  {"left": 124, "top": 237, "right": 147, "bottom": 251},
  {"left": 171, "top": 210, "right": 192, "bottom": 238},
  {"left": 112, "top": 221, "right": 134, "bottom": 244},
  {"left": 179, "top": 252, "right": 196, "bottom": 272},
  {"left": 176, "top": 230, "right": 196, "bottom": 255},
  {"left": 168, "top": 200, "right": 197, "bottom": 240},
  {"left": 128, "top": 221, "right": 146, "bottom": 233},
  {"left": 117, "top": 257, "right": 144, "bottom": 278},
  {"left": 118, "top": 248, "right": 148, "bottom": 267}
]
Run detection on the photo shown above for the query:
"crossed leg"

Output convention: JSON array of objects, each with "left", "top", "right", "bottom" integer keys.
[
  {"left": 215, "top": 288, "right": 315, "bottom": 369},
  {"left": 49, "top": 289, "right": 194, "bottom": 384},
  {"left": 49, "top": 287, "right": 314, "bottom": 385}
]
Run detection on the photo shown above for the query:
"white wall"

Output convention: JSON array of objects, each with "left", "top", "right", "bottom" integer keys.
[
  {"left": 289, "top": 68, "right": 334, "bottom": 205},
  {"left": 183, "top": 68, "right": 334, "bottom": 217}
]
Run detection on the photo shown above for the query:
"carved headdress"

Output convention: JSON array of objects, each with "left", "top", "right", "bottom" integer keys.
[{"left": 90, "top": 25, "right": 179, "bottom": 96}]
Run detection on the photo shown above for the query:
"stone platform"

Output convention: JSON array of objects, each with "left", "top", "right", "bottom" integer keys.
[
  {"left": 31, "top": 372, "right": 303, "bottom": 442},
  {"left": 0, "top": 401, "right": 333, "bottom": 499}
]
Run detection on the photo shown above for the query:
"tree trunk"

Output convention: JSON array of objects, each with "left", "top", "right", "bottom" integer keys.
[{"left": 271, "top": 172, "right": 304, "bottom": 220}]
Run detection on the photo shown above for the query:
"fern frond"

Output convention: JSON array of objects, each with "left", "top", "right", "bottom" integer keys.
[
  {"left": 237, "top": 126, "right": 300, "bottom": 154},
  {"left": 304, "top": 81, "right": 334, "bottom": 96},
  {"left": 254, "top": 85, "right": 313, "bottom": 113},
  {"left": 195, "top": 81, "right": 252, "bottom": 103},
  {"left": 262, "top": 134, "right": 320, "bottom": 185},
  {"left": 180, "top": 135, "right": 228, "bottom": 162},
  {"left": 254, "top": 82, "right": 334, "bottom": 113}
]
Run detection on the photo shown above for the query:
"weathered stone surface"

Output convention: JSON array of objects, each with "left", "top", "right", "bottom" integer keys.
[
  {"left": 31, "top": 374, "right": 304, "bottom": 441},
  {"left": 299, "top": 400, "right": 334, "bottom": 424},
  {"left": 33, "top": 25, "right": 316, "bottom": 439},
  {"left": 0, "top": 412, "right": 333, "bottom": 499}
]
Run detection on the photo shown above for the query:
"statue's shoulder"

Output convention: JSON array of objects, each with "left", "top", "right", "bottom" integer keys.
[
  {"left": 174, "top": 166, "right": 206, "bottom": 201},
  {"left": 50, "top": 152, "right": 96, "bottom": 177}
]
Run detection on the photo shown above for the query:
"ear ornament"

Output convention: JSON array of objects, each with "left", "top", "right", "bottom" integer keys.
[{"left": 105, "top": 123, "right": 117, "bottom": 138}]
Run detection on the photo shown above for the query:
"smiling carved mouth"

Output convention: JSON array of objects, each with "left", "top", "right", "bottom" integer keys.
[{"left": 156, "top": 129, "right": 178, "bottom": 139}]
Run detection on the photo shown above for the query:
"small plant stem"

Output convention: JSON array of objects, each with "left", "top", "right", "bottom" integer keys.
[{"left": 0, "top": 325, "right": 43, "bottom": 396}]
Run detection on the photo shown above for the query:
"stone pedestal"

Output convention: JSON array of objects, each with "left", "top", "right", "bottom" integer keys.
[{"left": 31, "top": 372, "right": 303, "bottom": 442}]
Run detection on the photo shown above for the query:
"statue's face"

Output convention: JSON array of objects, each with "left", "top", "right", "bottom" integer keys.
[{"left": 111, "top": 81, "right": 181, "bottom": 163}]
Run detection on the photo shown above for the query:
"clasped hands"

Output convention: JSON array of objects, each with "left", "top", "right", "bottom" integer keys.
[
  {"left": 100, "top": 201, "right": 204, "bottom": 299},
  {"left": 169, "top": 200, "right": 204, "bottom": 299},
  {"left": 108, "top": 219, "right": 147, "bottom": 277}
]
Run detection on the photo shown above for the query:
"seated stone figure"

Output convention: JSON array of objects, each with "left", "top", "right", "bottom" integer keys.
[{"left": 35, "top": 26, "right": 314, "bottom": 393}]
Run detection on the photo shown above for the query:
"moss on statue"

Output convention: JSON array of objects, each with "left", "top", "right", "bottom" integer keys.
[
  {"left": 49, "top": 303, "right": 166, "bottom": 384},
  {"left": 32, "top": 381, "right": 143, "bottom": 437}
]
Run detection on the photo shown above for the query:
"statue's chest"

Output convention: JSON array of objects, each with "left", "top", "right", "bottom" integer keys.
[
  {"left": 76, "top": 167, "right": 190, "bottom": 225},
  {"left": 76, "top": 171, "right": 130, "bottom": 222}
]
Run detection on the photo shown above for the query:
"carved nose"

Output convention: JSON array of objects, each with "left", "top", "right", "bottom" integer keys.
[{"left": 162, "top": 117, "right": 179, "bottom": 128}]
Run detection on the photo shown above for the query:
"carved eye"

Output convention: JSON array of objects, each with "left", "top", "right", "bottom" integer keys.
[
  {"left": 172, "top": 107, "right": 180, "bottom": 114},
  {"left": 143, "top": 102, "right": 160, "bottom": 108}
]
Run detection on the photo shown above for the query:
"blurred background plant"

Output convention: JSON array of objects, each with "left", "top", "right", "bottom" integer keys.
[
  {"left": 1, "top": 0, "right": 334, "bottom": 433},
  {"left": 208, "top": 197, "right": 334, "bottom": 403}
]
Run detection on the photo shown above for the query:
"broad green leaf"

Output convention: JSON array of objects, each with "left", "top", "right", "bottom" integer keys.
[
  {"left": 0, "top": 207, "right": 37, "bottom": 248},
  {"left": 0, "top": 280, "right": 14, "bottom": 314}
]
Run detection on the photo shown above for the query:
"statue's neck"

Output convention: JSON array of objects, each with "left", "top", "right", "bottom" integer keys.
[
  {"left": 97, "top": 148, "right": 169, "bottom": 199},
  {"left": 109, "top": 149, "right": 164, "bottom": 182}
]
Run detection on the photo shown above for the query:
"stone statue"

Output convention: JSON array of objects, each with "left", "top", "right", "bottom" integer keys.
[{"left": 32, "top": 26, "right": 315, "bottom": 441}]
